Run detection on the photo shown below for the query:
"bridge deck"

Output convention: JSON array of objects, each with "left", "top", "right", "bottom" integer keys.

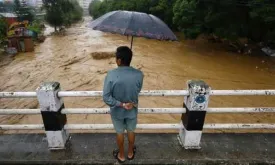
[{"left": 0, "top": 133, "right": 275, "bottom": 164}]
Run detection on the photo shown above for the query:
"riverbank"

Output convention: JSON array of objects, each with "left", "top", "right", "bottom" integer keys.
[{"left": 0, "top": 17, "right": 275, "bottom": 134}]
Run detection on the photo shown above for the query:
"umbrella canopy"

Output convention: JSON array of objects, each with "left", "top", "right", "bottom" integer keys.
[{"left": 88, "top": 10, "right": 177, "bottom": 49}]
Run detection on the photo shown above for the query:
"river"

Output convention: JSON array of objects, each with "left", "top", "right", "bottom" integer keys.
[{"left": 1, "top": 17, "right": 275, "bottom": 133}]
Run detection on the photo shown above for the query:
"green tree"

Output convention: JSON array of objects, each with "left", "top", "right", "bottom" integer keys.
[
  {"left": 88, "top": 0, "right": 100, "bottom": 19},
  {"left": 61, "top": 0, "right": 83, "bottom": 26},
  {"left": 14, "top": 0, "right": 35, "bottom": 22},
  {"left": 43, "top": 0, "right": 83, "bottom": 31},
  {"left": 43, "top": 0, "right": 64, "bottom": 31},
  {"left": 249, "top": 0, "right": 275, "bottom": 46},
  {"left": 0, "top": 1, "right": 14, "bottom": 12},
  {"left": 150, "top": 0, "right": 176, "bottom": 29},
  {"left": 173, "top": 0, "right": 275, "bottom": 48},
  {"left": 88, "top": 0, "right": 176, "bottom": 28},
  {"left": 173, "top": 0, "right": 254, "bottom": 51},
  {"left": 69, "top": 0, "right": 83, "bottom": 23},
  {"left": 89, "top": 0, "right": 108, "bottom": 19},
  {"left": 0, "top": 15, "right": 8, "bottom": 47},
  {"left": 173, "top": 0, "right": 203, "bottom": 39},
  {"left": 61, "top": 0, "right": 76, "bottom": 26},
  {"left": 87, "top": 0, "right": 275, "bottom": 49}
]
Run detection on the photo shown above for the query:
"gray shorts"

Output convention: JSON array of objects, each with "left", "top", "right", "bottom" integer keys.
[{"left": 111, "top": 117, "right": 137, "bottom": 134}]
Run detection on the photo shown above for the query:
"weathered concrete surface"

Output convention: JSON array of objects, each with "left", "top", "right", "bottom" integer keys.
[{"left": 0, "top": 133, "right": 275, "bottom": 164}]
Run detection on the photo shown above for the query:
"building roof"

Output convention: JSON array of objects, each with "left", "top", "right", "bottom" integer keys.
[{"left": 0, "top": 12, "right": 17, "bottom": 18}]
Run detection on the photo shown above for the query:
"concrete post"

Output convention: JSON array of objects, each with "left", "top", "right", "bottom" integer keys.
[
  {"left": 36, "top": 82, "right": 69, "bottom": 150},
  {"left": 179, "top": 80, "right": 210, "bottom": 149}
]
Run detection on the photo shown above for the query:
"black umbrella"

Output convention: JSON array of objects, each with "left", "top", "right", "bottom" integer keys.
[{"left": 88, "top": 10, "right": 177, "bottom": 49}]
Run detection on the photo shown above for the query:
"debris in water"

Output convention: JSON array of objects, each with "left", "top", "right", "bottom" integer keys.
[
  {"left": 60, "top": 57, "right": 84, "bottom": 67},
  {"left": 91, "top": 52, "right": 115, "bottom": 60},
  {"left": 262, "top": 47, "right": 275, "bottom": 56},
  {"left": 37, "top": 35, "right": 46, "bottom": 43},
  {"left": 96, "top": 70, "right": 107, "bottom": 74},
  {"left": 136, "top": 64, "right": 144, "bottom": 70}
]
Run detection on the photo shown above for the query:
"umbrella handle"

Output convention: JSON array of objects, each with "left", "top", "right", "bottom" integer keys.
[{"left": 130, "top": 36, "right": 134, "bottom": 50}]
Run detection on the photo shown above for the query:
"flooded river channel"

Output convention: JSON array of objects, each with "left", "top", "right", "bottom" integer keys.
[{"left": 1, "top": 17, "right": 275, "bottom": 133}]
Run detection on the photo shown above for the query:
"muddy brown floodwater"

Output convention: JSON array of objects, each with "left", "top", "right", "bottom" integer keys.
[{"left": 1, "top": 17, "right": 275, "bottom": 134}]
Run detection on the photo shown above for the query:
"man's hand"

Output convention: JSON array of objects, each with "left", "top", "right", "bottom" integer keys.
[
  {"left": 125, "top": 103, "right": 134, "bottom": 110},
  {"left": 119, "top": 102, "right": 135, "bottom": 110},
  {"left": 121, "top": 103, "right": 134, "bottom": 110}
]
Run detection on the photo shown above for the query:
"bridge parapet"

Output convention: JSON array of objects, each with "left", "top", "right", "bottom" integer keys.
[{"left": 0, "top": 80, "right": 275, "bottom": 150}]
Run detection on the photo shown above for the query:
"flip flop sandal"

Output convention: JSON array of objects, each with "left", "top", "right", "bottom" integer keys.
[
  {"left": 127, "top": 145, "right": 136, "bottom": 160},
  {"left": 113, "top": 149, "right": 126, "bottom": 163}
]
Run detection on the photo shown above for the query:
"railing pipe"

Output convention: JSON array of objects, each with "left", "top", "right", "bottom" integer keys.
[
  {"left": 1, "top": 107, "right": 275, "bottom": 115},
  {"left": 58, "top": 90, "right": 189, "bottom": 97},
  {"left": 210, "top": 90, "right": 275, "bottom": 96},
  {"left": 1, "top": 124, "right": 275, "bottom": 130},
  {"left": 0, "top": 92, "right": 37, "bottom": 98},
  {"left": 0, "top": 124, "right": 44, "bottom": 130},
  {"left": 2, "top": 90, "right": 275, "bottom": 98},
  {"left": 0, "top": 109, "right": 41, "bottom": 115}
]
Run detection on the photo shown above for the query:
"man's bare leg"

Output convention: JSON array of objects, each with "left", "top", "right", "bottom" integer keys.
[
  {"left": 117, "top": 134, "right": 125, "bottom": 161},
  {"left": 127, "top": 132, "right": 135, "bottom": 158}
]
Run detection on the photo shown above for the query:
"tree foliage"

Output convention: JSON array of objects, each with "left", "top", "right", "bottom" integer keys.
[
  {"left": 14, "top": 0, "right": 35, "bottom": 22},
  {"left": 249, "top": 0, "right": 275, "bottom": 45},
  {"left": 89, "top": 0, "right": 104, "bottom": 19},
  {"left": 69, "top": 0, "right": 83, "bottom": 23},
  {"left": 61, "top": 0, "right": 83, "bottom": 26},
  {"left": 42, "top": 0, "right": 83, "bottom": 31},
  {"left": 0, "top": 15, "right": 8, "bottom": 46},
  {"left": 173, "top": 0, "right": 275, "bottom": 46},
  {"left": 43, "top": 0, "right": 64, "bottom": 31},
  {"left": 149, "top": 0, "right": 177, "bottom": 29},
  {"left": 0, "top": 1, "right": 14, "bottom": 13},
  {"left": 88, "top": 0, "right": 176, "bottom": 29},
  {"left": 88, "top": 0, "right": 275, "bottom": 47}
]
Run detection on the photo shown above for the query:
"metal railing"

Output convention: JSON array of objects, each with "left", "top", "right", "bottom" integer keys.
[
  {"left": 1, "top": 124, "right": 275, "bottom": 130},
  {"left": 2, "top": 89, "right": 275, "bottom": 98},
  {"left": 0, "top": 81, "right": 275, "bottom": 149},
  {"left": 1, "top": 107, "right": 275, "bottom": 115},
  {"left": 1, "top": 90, "right": 275, "bottom": 130}
]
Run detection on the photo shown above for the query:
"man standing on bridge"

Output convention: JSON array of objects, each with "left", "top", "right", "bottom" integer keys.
[{"left": 103, "top": 46, "right": 144, "bottom": 163}]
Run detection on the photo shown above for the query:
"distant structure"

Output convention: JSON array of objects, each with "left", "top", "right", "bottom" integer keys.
[
  {"left": 34, "top": 0, "right": 43, "bottom": 8},
  {"left": 28, "top": 0, "right": 93, "bottom": 14},
  {"left": 20, "top": 0, "right": 27, "bottom": 6},
  {"left": 22, "top": 0, "right": 43, "bottom": 8},
  {"left": 14, "top": 0, "right": 92, "bottom": 9},
  {"left": 79, "top": 0, "right": 93, "bottom": 9}
]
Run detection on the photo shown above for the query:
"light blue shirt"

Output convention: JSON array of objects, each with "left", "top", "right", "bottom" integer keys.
[{"left": 103, "top": 66, "right": 143, "bottom": 119}]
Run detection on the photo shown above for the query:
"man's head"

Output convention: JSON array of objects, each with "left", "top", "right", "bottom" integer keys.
[{"left": 116, "top": 46, "right": 132, "bottom": 66}]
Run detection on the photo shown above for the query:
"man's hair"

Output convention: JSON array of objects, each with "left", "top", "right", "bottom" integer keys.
[{"left": 116, "top": 46, "right": 132, "bottom": 66}]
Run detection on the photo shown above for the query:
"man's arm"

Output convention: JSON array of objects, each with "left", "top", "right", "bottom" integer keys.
[
  {"left": 131, "top": 72, "right": 144, "bottom": 108},
  {"left": 138, "top": 72, "right": 144, "bottom": 93},
  {"left": 103, "top": 73, "right": 122, "bottom": 108}
]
